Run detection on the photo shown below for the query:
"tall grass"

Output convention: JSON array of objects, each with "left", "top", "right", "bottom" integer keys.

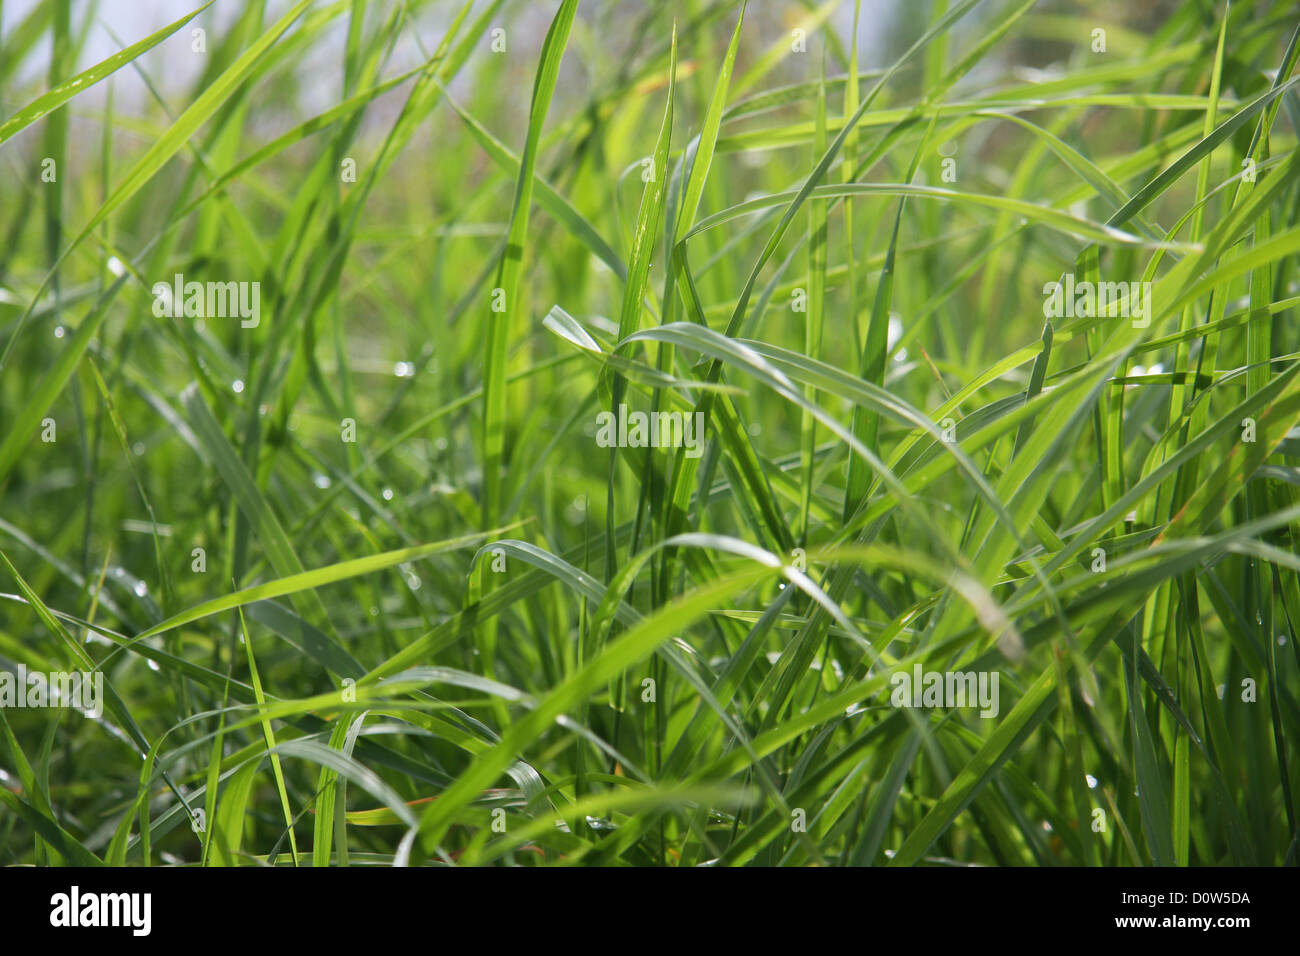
[{"left": 0, "top": 0, "right": 1297, "bottom": 866}]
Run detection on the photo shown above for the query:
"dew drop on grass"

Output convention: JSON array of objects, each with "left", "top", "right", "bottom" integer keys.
[
  {"left": 133, "top": 442, "right": 145, "bottom": 456},
  {"left": 394, "top": 361, "right": 414, "bottom": 378},
  {"left": 133, "top": 581, "right": 148, "bottom": 597},
  {"left": 1085, "top": 774, "right": 1098, "bottom": 789},
  {"left": 232, "top": 379, "right": 244, "bottom": 393},
  {"left": 382, "top": 488, "right": 394, "bottom": 501},
  {"left": 565, "top": 494, "right": 587, "bottom": 525},
  {"left": 147, "top": 659, "right": 161, "bottom": 672},
  {"left": 54, "top": 326, "right": 65, "bottom": 338},
  {"left": 312, "top": 473, "right": 331, "bottom": 489}
]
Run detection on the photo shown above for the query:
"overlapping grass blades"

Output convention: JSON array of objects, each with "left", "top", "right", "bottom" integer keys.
[{"left": 0, "top": 0, "right": 1297, "bottom": 867}]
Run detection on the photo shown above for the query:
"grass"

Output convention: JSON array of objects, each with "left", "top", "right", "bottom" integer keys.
[{"left": 0, "top": 0, "right": 1297, "bottom": 867}]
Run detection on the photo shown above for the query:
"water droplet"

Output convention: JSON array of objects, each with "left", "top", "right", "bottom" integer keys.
[
  {"left": 394, "top": 361, "right": 414, "bottom": 378},
  {"left": 312, "top": 473, "right": 331, "bottom": 489},
  {"left": 133, "top": 442, "right": 145, "bottom": 456},
  {"left": 382, "top": 488, "right": 394, "bottom": 501},
  {"left": 147, "top": 658, "right": 161, "bottom": 672},
  {"left": 54, "top": 326, "right": 65, "bottom": 338},
  {"left": 133, "top": 581, "right": 148, "bottom": 597},
  {"left": 232, "top": 379, "right": 244, "bottom": 394},
  {"left": 1085, "top": 774, "right": 1098, "bottom": 789},
  {"left": 887, "top": 316, "right": 903, "bottom": 350}
]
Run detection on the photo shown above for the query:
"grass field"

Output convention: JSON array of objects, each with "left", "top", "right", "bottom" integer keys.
[{"left": 1, "top": 0, "right": 1298, "bottom": 867}]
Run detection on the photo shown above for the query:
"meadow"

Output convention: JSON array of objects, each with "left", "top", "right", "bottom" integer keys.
[{"left": 1, "top": 0, "right": 1298, "bottom": 867}]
